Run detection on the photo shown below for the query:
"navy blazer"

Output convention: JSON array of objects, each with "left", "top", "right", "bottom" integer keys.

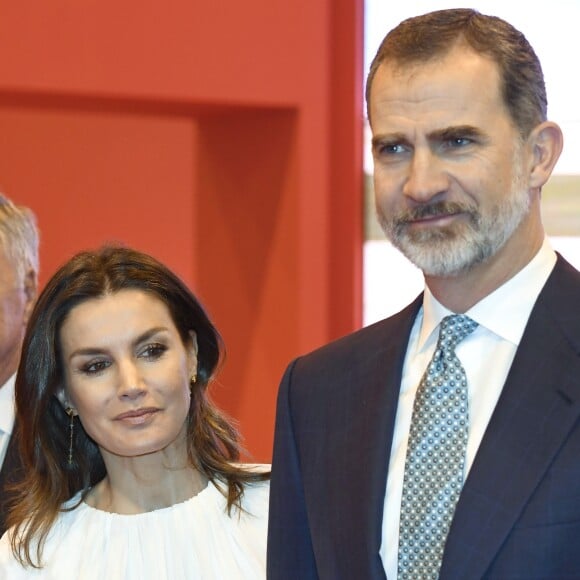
[{"left": 267, "top": 255, "right": 580, "bottom": 579}]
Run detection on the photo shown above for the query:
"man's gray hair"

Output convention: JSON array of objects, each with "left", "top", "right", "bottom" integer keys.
[{"left": 0, "top": 193, "right": 40, "bottom": 285}]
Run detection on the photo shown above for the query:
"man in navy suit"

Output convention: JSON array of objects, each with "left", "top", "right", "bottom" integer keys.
[
  {"left": 268, "top": 9, "right": 578, "bottom": 579},
  {"left": 0, "top": 194, "right": 39, "bottom": 536}
]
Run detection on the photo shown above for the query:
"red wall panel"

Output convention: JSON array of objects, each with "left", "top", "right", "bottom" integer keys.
[
  {"left": 0, "top": 0, "right": 362, "bottom": 460},
  {"left": 194, "top": 111, "right": 299, "bottom": 456},
  {"left": 0, "top": 1, "right": 321, "bottom": 104},
  {"left": 0, "top": 101, "right": 196, "bottom": 279}
]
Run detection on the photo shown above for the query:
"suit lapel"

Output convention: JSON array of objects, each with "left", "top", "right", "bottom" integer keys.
[
  {"left": 330, "top": 296, "right": 422, "bottom": 579},
  {"left": 441, "top": 256, "right": 580, "bottom": 579},
  {"left": 300, "top": 296, "right": 420, "bottom": 578}
]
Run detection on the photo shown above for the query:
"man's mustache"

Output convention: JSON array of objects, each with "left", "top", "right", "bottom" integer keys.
[{"left": 396, "top": 201, "right": 475, "bottom": 224}]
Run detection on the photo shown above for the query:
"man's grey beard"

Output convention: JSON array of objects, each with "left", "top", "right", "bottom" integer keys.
[{"left": 376, "top": 167, "right": 531, "bottom": 277}]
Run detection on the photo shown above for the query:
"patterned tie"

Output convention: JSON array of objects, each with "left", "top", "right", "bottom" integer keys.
[{"left": 398, "top": 314, "right": 478, "bottom": 580}]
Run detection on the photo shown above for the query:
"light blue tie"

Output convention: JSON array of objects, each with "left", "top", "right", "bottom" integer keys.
[{"left": 398, "top": 314, "right": 478, "bottom": 579}]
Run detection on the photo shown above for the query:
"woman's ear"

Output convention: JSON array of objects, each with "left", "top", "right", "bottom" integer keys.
[
  {"left": 55, "top": 388, "right": 77, "bottom": 415},
  {"left": 188, "top": 331, "right": 199, "bottom": 381},
  {"left": 527, "top": 121, "right": 564, "bottom": 190}
]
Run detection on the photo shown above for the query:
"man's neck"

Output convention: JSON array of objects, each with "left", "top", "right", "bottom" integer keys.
[{"left": 426, "top": 228, "right": 545, "bottom": 313}]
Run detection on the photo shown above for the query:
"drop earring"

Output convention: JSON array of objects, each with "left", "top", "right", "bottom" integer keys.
[{"left": 66, "top": 407, "right": 75, "bottom": 466}]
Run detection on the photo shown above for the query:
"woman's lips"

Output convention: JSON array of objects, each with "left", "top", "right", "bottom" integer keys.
[{"left": 114, "top": 407, "right": 160, "bottom": 424}]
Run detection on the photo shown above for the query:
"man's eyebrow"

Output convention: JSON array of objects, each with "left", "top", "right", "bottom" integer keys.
[
  {"left": 428, "top": 125, "right": 487, "bottom": 142},
  {"left": 371, "top": 132, "right": 410, "bottom": 150},
  {"left": 371, "top": 126, "right": 487, "bottom": 150}
]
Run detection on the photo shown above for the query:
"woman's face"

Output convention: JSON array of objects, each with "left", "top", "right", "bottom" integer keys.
[{"left": 59, "top": 289, "right": 197, "bottom": 460}]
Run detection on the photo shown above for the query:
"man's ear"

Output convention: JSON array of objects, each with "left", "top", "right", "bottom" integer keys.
[
  {"left": 22, "top": 267, "right": 38, "bottom": 327},
  {"left": 527, "top": 121, "right": 564, "bottom": 190}
]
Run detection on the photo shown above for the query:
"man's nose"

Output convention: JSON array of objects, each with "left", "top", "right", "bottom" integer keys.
[{"left": 403, "top": 148, "right": 449, "bottom": 203}]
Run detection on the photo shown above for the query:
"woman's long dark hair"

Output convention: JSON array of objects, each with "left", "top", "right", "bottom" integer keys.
[{"left": 8, "top": 245, "right": 268, "bottom": 567}]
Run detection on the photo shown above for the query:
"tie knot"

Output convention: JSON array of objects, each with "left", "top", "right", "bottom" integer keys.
[{"left": 437, "top": 314, "right": 478, "bottom": 351}]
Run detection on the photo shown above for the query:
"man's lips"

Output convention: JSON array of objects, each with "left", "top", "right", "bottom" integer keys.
[
  {"left": 407, "top": 211, "right": 462, "bottom": 225},
  {"left": 400, "top": 202, "right": 471, "bottom": 227}
]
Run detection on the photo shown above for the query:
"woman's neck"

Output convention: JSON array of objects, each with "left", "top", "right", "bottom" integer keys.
[{"left": 87, "top": 449, "right": 209, "bottom": 514}]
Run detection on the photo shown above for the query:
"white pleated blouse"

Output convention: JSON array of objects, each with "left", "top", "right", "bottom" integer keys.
[{"left": 0, "top": 478, "right": 269, "bottom": 579}]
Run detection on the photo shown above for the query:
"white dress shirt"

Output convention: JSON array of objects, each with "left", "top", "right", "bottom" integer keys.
[
  {"left": 380, "top": 238, "right": 557, "bottom": 578},
  {"left": 0, "top": 374, "right": 16, "bottom": 470}
]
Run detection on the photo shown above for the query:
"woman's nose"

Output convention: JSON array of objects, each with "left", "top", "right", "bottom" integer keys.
[{"left": 117, "top": 361, "right": 146, "bottom": 399}]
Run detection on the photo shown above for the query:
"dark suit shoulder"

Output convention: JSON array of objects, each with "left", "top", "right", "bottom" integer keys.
[
  {"left": 546, "top": 253, "right": 580, "bottom": 296},
  {"left": 536, "top": 253, "right": 580, "bottom": 351},
  {"left": 285, "top": 295, "right": 422, "bottom": 389}
]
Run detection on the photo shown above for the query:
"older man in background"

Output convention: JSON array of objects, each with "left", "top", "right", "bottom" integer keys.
[{"left": 0, "top": 194, "right": 39, "bottom": 536}]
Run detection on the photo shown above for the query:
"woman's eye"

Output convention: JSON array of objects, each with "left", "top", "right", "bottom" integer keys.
[
  {"left": 81, "top": 360, "right": 110, "bottom": 375},
  {"left": 140, "top": 343, "right": 167, "bottom": 360}
]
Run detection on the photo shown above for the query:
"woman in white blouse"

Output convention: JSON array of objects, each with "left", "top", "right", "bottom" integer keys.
[{"left": 0, "top": 246, "right": 269, "bottom": 579}]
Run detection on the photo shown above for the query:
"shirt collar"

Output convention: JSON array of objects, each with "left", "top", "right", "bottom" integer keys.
[
  {"left": 0, "top": 373, "right": 16, "bottom": 435},
  {"left": 418, "top": 237, "right": 557, "bottom": 351}
]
